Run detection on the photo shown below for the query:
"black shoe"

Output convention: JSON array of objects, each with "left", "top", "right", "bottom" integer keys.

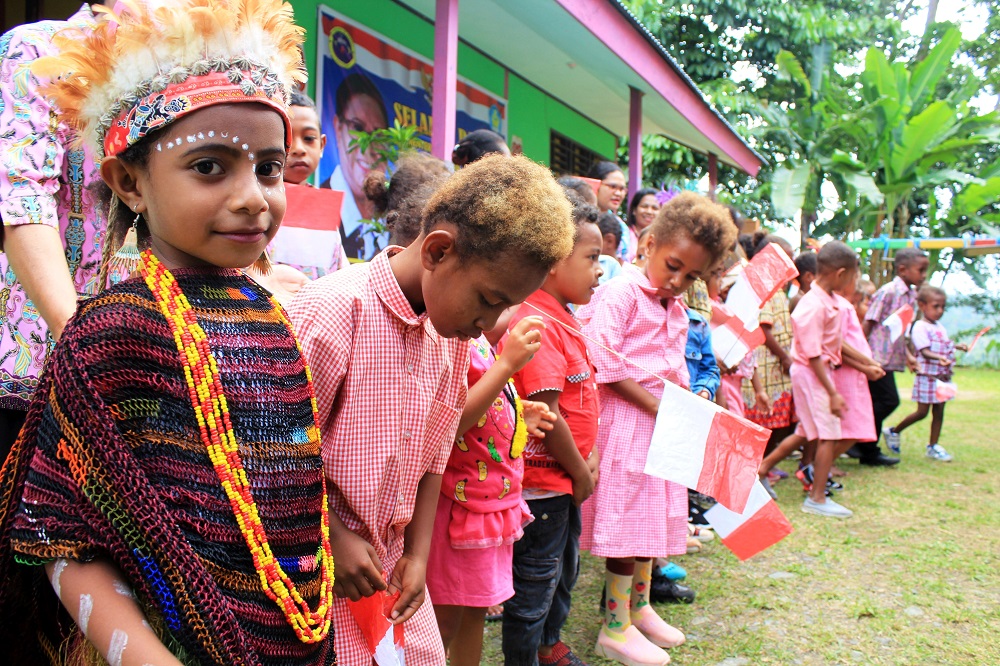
[
  {"left": 859, "top": 454, "right": 900, "bottom": 467},
  {"left": 688, "top": 498, "right": 714, "bottom": 525},
  {"left": 650, "top": 570, "right": 696, "bottom": 604},
  {"left": 845, "top": 445, "right": 863, "bottom": 459}
]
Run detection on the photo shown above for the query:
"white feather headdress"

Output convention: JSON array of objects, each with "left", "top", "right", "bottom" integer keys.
[{"left": 34, "top": 0, "right": 306, "bottom": 158}]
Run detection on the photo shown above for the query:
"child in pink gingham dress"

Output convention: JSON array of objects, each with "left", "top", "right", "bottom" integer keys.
[
  {"left": 831, "top": 286, "right": 880, "bottom": 444},
  {"left": 574, "top": 192, "right": 739, "bottom": 666}
]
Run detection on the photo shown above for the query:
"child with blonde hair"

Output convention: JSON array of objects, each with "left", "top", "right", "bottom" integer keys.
[
  {"left": 580, "top": 192, "right": 738, "bottom": 666},
  {"left": 289, "top": 154, "right": 576, "bottom": 664}
]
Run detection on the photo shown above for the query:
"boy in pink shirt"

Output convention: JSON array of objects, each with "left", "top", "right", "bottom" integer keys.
[{"left": 789, "top": 241, "right": 859, "bottom": 518}]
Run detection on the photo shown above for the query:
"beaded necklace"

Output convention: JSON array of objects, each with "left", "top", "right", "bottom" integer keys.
[{"left": 139, "top": 250, "right": 333, "bottom": 643}]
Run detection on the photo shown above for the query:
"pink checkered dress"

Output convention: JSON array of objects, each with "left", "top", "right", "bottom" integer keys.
[
  {"left": 288, "top": 248, "right": 469, "bottom": 665},
  {"left": 577, "top": 265, "right": 690, "bottom": 558}
]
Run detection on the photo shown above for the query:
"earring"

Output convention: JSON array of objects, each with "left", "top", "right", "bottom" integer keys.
[{"left": 108, "top": 212, "right": 141, "bottom": 284}]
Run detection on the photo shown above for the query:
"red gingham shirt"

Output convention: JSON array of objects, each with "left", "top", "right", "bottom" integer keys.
[{"left": 288, "top": 248, "right": 467, "bottom": 664}]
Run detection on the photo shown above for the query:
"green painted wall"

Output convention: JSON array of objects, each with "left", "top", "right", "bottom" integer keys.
[{"left": 288, "top": 0, "right": 615, "bottom": 166}]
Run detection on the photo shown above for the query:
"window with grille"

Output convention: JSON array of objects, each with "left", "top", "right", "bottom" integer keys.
[{"left": 550, "top": 131, "right": 608, "bottom": 176}]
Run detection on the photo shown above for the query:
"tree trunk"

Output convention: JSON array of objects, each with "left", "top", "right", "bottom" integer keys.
[{"left": 915, "top": 0, "right": 940, "bottom": 61}]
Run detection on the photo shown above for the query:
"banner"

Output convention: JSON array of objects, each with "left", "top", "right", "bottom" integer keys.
[{"left": 316, "top": 7, "right": 508, "bottom": 261}]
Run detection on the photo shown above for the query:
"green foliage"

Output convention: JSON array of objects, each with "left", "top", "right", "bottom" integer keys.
[
  {"left": 345, "top": 121, "right": 423, "bottom": 233},
  {"left": 346, "top": 120, "right": 422, "bottom": 169}
]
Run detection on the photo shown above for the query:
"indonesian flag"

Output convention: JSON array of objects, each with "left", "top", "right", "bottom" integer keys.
[
  {"left": 711, "top": 243, "right": 798, "bottom": 367},
  {"left": 882, "top": 304, "right": 914, "bottom": 343},
  {"left": 725, "top": 243, "right": 798, "bottom": 325},
  {"left": 269, "top": 184, "right": 344, "bottom": 268},
  {"left": 936, "top": 380, "right": 958, "bottom": 402},
  {"left": 711, "top": 301, "right": 766, "bottom": 369},
  {"left": 644, "top": 381, "right": 771, "bottom": 513},
  {"left": 348, "top": 590, "right": 405, "bottom": 666},
  {"left": 704, "top": 479, "right": 793, "bottom": 560}
]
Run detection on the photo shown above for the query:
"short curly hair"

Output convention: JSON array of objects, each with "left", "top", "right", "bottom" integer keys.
[
  {"left": 422, "top": 154, "right": 574, "bottom": 269},
  {"left": 647, "top": 192, "right": 739, "bottom": 266}
]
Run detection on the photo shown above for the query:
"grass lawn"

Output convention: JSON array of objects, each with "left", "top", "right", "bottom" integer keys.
[{"left": 481, "top": 367, "right": 1000, "bottom": 665}]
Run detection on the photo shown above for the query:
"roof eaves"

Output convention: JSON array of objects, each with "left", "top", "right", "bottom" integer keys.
[{"left": 607, "top": 0, "right": 768, "bottom": 168}]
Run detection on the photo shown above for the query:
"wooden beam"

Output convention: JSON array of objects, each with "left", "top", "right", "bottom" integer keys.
[
  {"left": 431, "top": 0, "right": 459, "bottom": 161},
  {"left": 628, "top": 86, "right": 643, "bottom": 204}
]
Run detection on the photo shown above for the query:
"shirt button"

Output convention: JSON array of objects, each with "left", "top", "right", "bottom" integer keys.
[
  {"left": 403, "top": 429, "right": 411, "bottom": 439},
  {"left": 406, "top": 364, "right": 414, "bottom": 374},
  {"left": 540, "top": 513, "right": 549, "bottom": 520}
]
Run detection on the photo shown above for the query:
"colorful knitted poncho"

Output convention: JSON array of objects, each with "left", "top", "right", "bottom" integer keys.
[{"left": 0, "top": 269, "right": 335, "bottom": 666}]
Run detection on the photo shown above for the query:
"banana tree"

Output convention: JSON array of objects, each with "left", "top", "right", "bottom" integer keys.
[
  {"left": 851, "top": 26, "right": 1000, "bottom": 281},
  {"left": 762, "top": 44, "right": 883, "bottom": 248}
]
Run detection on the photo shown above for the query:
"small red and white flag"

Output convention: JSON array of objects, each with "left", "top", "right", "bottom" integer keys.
[
  {"left": 882, "top": 304, "right": 914, "bottom": 343},
  {"left": 704, "top": 479, "right": 793, "bottom": 560},
  {"left": 644, "top": 381, "right": 771, "bottom": 513},
  {"left": 724, "top": 242, "right": 798, "bottom": 325},
  {"left": 935, "top": 380, "right": 958, "bottom": 402},
  {"left": 269, "top": 183, "right": 345, "bottom": 269},
  {"left": 711, "top": 301, "right": 766, "bottom": 369},
  {"left": 348, "top": 589, "right": 405, "bottom": 666}
]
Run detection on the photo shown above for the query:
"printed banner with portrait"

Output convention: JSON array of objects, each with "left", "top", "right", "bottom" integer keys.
[{"left": 316, "top": 6, "right": 508, "bottom": 261}]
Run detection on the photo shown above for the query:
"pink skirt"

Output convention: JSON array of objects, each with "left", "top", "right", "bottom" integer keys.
[
  {"left": 425, "top": 495, "right": 519, "bottom": 607},
  {"left": 719, "top": 373, "right": 745, "bottom": 418},
  {"left": 791, "top": 363, "right": 842, "bottom": 441},
  {"left": 832, "top": 366, "right": 875, "bottom": 441}
]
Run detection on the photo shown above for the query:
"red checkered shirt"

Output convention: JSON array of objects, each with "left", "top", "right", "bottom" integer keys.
[{"left": 288, "top": 248, "right": 468, "bottom": 664}]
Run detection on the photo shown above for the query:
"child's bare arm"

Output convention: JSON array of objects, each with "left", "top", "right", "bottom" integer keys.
[
  {"left": 327, "top": 485, "right": 387, "bottom": 601},
  {"left": 919, "top": 347, "right": 952, "bottom": 366},
  {"left": 43, "top": 559, "right": 183, "bottom": 666},
  {"left": 762, "top": 324, "right": 792, "bottom": 373},
  {"left": 390, "top": 472, "right": 442, "bottom": 624},
  {"left": 606, "top": 379, "right": 659, "bottom": 416},
  {"left": 458, "top": 317, "right": 543, "bottom": 434},
  {"left": 750, "top": 368, "right": 771, "bottom": 412},
  {"left": 530, "top": 390, "right": 593, "bottom": 505}
]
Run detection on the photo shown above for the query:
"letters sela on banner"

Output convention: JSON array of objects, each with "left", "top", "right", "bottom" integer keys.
[{"left": 643, "top": 380, "right": 771, "bottom": 514}]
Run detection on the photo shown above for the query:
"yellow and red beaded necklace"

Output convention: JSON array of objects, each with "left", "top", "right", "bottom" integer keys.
[{"left": 139, "top": 249, "right": 334, "bottom": 644}]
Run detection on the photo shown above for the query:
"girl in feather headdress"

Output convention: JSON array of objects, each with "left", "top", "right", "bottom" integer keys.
[{"left": 0, "top": 2, "right": 337, "bottom": 664}]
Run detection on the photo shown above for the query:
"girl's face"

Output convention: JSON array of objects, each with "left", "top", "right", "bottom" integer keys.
[
  {"left": 644, "top": 232, "right": 713, "bottom": 300},
  {"left": 285, "top": 104, "right": 326, "bottom": 185},
  {"left": 597, "top": 170, "right": 626, "bottom": 212},
  {"left": 420, "top": 230, "right": 551, "bottom": 340},
  {"left": 633, "top": 194, "right": 660, "bottom": 230},
  {"left": 919, "top": 294, "right": 947, "bottom": 323},
  {"left": 123, "top": 104, "right": 287, "bottom": 270}
]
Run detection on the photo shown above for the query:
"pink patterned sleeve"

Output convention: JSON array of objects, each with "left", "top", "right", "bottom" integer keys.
[{"left": 0, "top": 31, "right": 65, "bottom": 231}]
